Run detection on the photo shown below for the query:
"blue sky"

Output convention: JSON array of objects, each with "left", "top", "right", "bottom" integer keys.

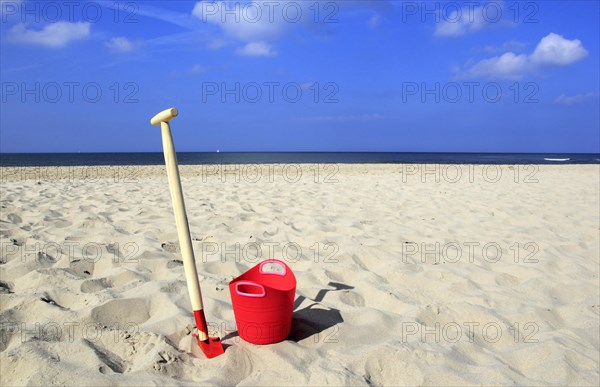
[{"left": 1, "top": 0, "right": 598, "bottom": 153}]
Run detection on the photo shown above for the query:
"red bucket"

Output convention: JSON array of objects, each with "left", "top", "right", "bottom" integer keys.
[{"left": 229, "top": 259, "right": 296, "bottom": 345}]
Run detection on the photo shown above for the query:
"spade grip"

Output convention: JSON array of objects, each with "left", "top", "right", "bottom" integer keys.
[{"left": 150, "top": 108, "right": 178, "bottom": 126}]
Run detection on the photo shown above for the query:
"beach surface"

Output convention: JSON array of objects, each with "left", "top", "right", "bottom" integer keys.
[{"left": 1, "top": 164, "right": 599, "bottom": 385}]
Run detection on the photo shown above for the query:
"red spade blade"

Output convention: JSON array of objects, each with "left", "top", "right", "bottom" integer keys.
[{"left": 192, "top": 333, "right": 225, "bottom": 358}]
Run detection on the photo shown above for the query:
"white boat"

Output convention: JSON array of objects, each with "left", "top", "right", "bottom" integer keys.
[{"left": 544, "top": 158, "right": 570, "bottom": 161}]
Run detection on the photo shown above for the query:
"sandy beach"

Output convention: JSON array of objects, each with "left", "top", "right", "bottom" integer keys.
[{"left": 1, "top": 163, "right": 598, "bottom": 386}]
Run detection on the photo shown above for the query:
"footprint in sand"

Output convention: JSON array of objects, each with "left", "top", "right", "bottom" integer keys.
[
  {"left": 44, "top": 290, "right": 91, "bottom": 310},
  {"left": 263, "top": 227, "right": 279, "bottom": 237},
  {"left": 43, "top": 217, "right": 72, "bottom": 228},
  {"left": 10, "top": 238, "right": 24, "bottom": 246},
  {"left": 0, "top": 280, "right": 14, "bottom": 294},
  {"left": 42, "top": 211, "right": 72, "bottom": 228},
  {"left": 351, "top": 254, "right": 369, "bottom": 271},
  {"left": 159, "top": 280, "right": 185, "bottom": 294},
  {"left": 106, "top": 243, "right": 121, "bottom": 259},
  {"left": 161, "top": 242, "right": 180, "bottom": 253},
  {"left": 233, "top": 213, "right": 250, "bottom": 222},
  {"left": 166, "top": 260, "right": 183, "bottom": 269},
  {"left": 124, "top": 332, "right": 187, "bottom": 376},
  {"left": 80, "top": 216, "right": 104, "bottom": 229},
  {"left": 98, "top": 212, "right": 114, "bottom": 222},
  {"left": 414, "top": 304, "right": 446, "bottom": 327},
  {"left": 7, "top": 213, "right": 22, "bottom": 224},
  {"left": 364, "top": 347, "right": 424, "bottom": 386},
  {"left": 130, "top": 331, "right": 161, "bottom": 355},
  {"left": 90, "top": 298, "right": 151, "bottom": 328},
  {"left": 109, "top": 270, "right": 146, "bottom": 290},
  {"left": 40, "top": 294, "right": 69, "bottom": 310},
  {"left": 70, "top": 258, "right": 95, "bottom": 277},
  {"left": 84, "top": 339, "right": 127, "bottom": 374},
  {"left": 81, "top": 277, "right": 113, "bottom": 293},
  {"left": 339, "top": 291, "right": 365, "bottom": 307},
  {"left": 240, "top": 202, "right": 255, "bottom": 212},
  {"left": 37, "top": 252, "right": 57, "bottom": 268},
  {"left": 494, "top": 273, "right": 520, "bottom": 286}
]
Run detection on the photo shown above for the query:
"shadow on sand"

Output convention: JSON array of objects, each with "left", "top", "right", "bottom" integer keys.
[{"left": 288, "top": 282, "right": 351, "bottom": 343}]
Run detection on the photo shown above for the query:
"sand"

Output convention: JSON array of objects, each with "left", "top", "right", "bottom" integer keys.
[{"left": 1, "top": 163, "right": 599, "bottom": 386}]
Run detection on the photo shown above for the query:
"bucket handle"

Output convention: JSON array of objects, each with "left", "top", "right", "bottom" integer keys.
[
  {"left": 235, "top": 281, "right": 266, "bottom": 298},
  {"left": 259, "top": 260, "right": 287, "bottom": 276}
]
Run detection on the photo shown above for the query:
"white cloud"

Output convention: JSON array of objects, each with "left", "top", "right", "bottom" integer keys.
[
  {"left": 483, "top": 40, "right": 526, "bottom": 53},
  {"left": 456, "top": 33, "right": 588, "bottom": 79},
  {"left": 0, "top": 64, "right": 40, "bottom": 74},
  {"left": 105, "top": 37, "right": 141, "bottom": 53},
  {"left": 7, "top": 21, "right": 91, "bottom": 48},
  {"left": 530, "top": 32, "right": 588, "bottom": 66},
  {"left": 189, "top": 64, "right": 207, "bottom": 74},
  {"left": 235, "top": 41, "right": 276, "bottom": 56},
  {"left": 300, "top": 82, "right": 314, "bottom": 91},
  {"left": 207, "top": 38, "right": 227, "bottom": 50},
  {"left": 368, "top": 14, "right": 381, "bottom": 29},
  {"left": 554, "top": 92, "right": 598, "bottom": 105},
  {"left": 192, "top": 1, "right": 290, "bottom": 42},
  {"left": 192, "top": 1, "right": 321, "bottom": 56},
  {"left": 110, "top": 1, "right": 200, "bottom": 30},
  {"left": 434, "top": 3, "right": 493, "bottom": 37},
  {"left": 459, "top": 52, "right": 530, "bottom": 80}
]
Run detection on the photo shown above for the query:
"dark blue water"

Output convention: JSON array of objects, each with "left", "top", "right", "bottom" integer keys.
[{"left": 1, "top": 152, "right": 599, "bottom": 167}]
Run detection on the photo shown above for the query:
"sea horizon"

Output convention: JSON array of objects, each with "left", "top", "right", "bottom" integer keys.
[{"left": 1, "top": 151, "right": 599, "bottom": 167}]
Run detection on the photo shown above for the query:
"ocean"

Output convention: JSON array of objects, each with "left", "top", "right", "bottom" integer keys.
[{"left": 1, "top": 152, "right": 599, "bottom": 167}]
